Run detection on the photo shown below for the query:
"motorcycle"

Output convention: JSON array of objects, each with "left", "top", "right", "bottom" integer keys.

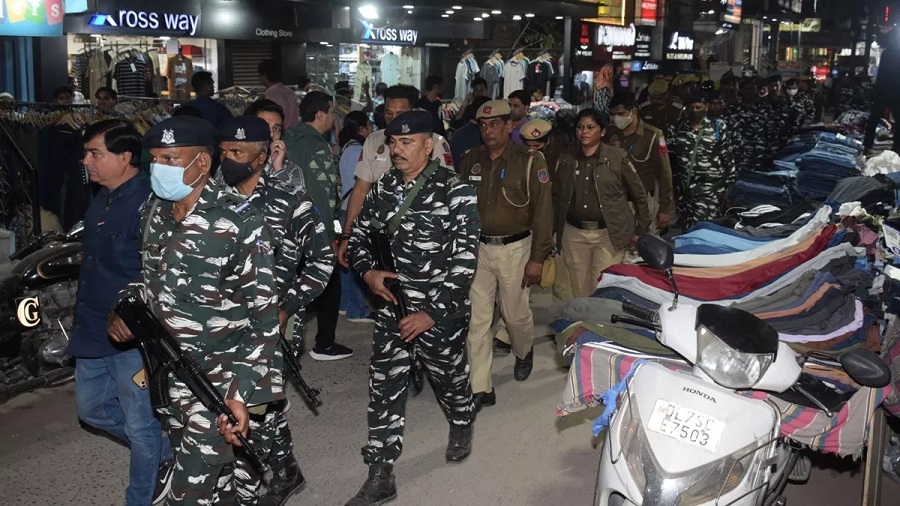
[
  {"left": 594, "top": 235, "right": 892, "bottom": 506},
  {"left": 0, "top": 223, "right": 83, "bottom": 403}
]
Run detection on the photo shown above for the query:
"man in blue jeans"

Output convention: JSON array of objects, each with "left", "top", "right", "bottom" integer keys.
[{"left": 70, "top": 119, "right": 173, "bottom": 505}]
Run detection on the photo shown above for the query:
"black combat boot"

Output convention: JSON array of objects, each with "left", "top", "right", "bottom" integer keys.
[
  {"left": 345, "top": 463, "right": 397, "bottom": 506},
  {"left": 445, "top": 424, "right": 473, "bottom": 463},
  {"left": 258, "top": 453, "right": 306, "bottom": 506}
]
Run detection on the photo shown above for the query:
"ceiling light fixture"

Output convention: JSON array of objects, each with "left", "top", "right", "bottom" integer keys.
[
  {"left": 319, "top": 41, "right": 329, "bottom": 45},
  {"left": 407, "top": 10, "right": 413, "bottom": 14},
  {"left": 512, "top": 14, "right": 522, "bottom": 20},
  {"left": 446, "top": 10, "right": 454, "bottom": 14},
  {"left": 441, "top": 14, "right": 449, "bottom": 17},
  {"left": 474, "top": 17, "right": 482, "bottom": 21},
  {"left": 402, "top": 4, "right": 414, "bottom": 8},
  {"left": 555, "top": 16, "right": 563, "bottom": 20},
  {"left": 358, "top": 5, "right": 378, "bottom": 19},
  {"left": 525, "top": 13, "right": 535, "bottom": 18},
  {"left": 491, "top": 10, "right": 501, "bottom": 15},
  {"left": 452, "top": 5, "right": 462, "bottom": 9},
  {"left": 481, "top": 13, "right": 489, "bottom": 18}
]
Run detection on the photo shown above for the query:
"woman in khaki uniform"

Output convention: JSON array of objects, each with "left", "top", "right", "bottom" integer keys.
[{"left": 553, "top": 109, "right": 651, "bottom": 299}]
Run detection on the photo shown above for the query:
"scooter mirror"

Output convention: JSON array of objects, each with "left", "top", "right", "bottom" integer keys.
[
  {"left": 66, "top": 221, "right": 85, "bottom": 240},
  {"left": 637, "top": 235, "right": 674, "bottom": 272},
  {"left": 839, "top": 349, "right": 892, "bottom": 388}
]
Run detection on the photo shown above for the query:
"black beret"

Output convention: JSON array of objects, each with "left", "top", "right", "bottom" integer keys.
[
  {"left": 143, "top": 116, "right": 216, "bottom": 149},
  {"left": 384, "top": 110, "right": 433, "bottom": 137},
  {"left": 685, "top": 90, "right": 706, "bottom": 105},
  {"left": 218, "top": 116, "right": 271, "bottom": 143}
]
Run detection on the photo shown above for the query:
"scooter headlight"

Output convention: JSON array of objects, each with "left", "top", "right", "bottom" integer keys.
[{"left": 696, "top": 325, "right": 774, "bottom": 389}]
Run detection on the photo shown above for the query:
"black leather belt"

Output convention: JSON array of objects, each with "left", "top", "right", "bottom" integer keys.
[
  {"left": 479, "top": 231, "right": 531, "bottom": 246},
  {"left": 567, "top": 217, "right": 607, "bottom": 230}
]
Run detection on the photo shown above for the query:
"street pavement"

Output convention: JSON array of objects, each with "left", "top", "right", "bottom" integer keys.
[{"left": 0, "top": 296, "right": 898, "bottom": 505}]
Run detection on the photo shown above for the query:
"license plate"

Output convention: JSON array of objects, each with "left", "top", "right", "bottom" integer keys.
[{"left": 646, "top": 399, "right": 725, "bottom": 453}]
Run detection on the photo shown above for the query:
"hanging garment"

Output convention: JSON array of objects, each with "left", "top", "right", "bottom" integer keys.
[
  {"left": 454, "top": 60, "right": 471, "bottom": 99},
  {"left": 166, "top": 55, "right": 194, "bottom": 100},
  {"left": 482, "top": 60, "right": 502, "bottom": 99},
  {"left": 355, "top": 61, "right": 373, "bottom": 102},
  {"left": 114, "top": 58, "right": 150, "bottom": 97},
  {"left": 503, "top": 60, "right": 527, "bottom": 98},
  {"left": 381, "top": 52, "right": 400, "bottom": 86}
]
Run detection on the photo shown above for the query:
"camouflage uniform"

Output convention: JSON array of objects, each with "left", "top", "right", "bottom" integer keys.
[
  {"left": 724, "top": 100, "right": 781, "bottom": 172},
  {"left": 265, "top": 158, "right": 307, "bottom": 195},
  {"left": 667, "top": 117, "right": 737, "bottom": 229},
  {"left": 225, "top": 171, "right": 334, "bottom": 505},
  {"left": 349, "top": 160, "right": 480, "bottom": 465},
  {"left": 124, "top": 180, "right": 280, "bottom": 506}
]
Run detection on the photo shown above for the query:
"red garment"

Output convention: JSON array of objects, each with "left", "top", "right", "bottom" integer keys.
[{"left": 602, "top": 224, "right": 837, "bottom": 301}]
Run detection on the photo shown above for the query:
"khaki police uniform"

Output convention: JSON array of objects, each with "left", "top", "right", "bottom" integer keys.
[
  {"left": 354, "top": 129, "right": 453, "bottom": 183},
  {"left": 604, "top": 119, "right": 674, "bottom": 232},
  {"left": 458, "top": 101, "right": 554, "bottom": 394}
]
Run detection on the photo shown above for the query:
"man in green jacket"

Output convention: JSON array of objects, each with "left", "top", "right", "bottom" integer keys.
[{"left": 283, "top": 91, "right": 354, "bottom": 360}]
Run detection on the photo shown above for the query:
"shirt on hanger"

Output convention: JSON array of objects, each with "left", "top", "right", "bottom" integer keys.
[
  {"left": 114, "top": 58, "right": 150, "bottom": 98},
  {"left": 503, "top": 60, "right": 527, "bottom": 98},
  {"left": 381, "top": 52, "right": 400, "bottom": 86},
  {"left": 354, "top": 62, "right": 373, "bottom": 102},
  {"left": 454, "top": 60, "right": 471, "bottom": 99},
  {"left": 166, "top": 55, "right": 194, "bottom": 100}
]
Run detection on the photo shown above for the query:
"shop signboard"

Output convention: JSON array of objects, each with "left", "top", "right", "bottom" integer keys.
[
  {"left": 71, "top": 0, "right": 315, "bottom": 41},
  {"left": 0, "top": 0, "right": 65, "bottom": 37},
  {"left": 722, "top": 0, "right": 742, "bottom": 26},
  {"left": 781, "top": 18, "right": 821, "bottom": 33},
  {"left": 638, "top": 0, "right": 657, "bottom": 26},
  {"left": 358, "top": 19, "right": 418, "bottom": 46},
  {"left": 575, "top": 22, "right": 594, "bottom": 59},
  {"left": 634, "top": 27, "right": 652, "bottom": 59},
  {"left": 630, "top": 60, "right": 660, "bottom": 73},
  {"left": 664, "top": 30, "right": 695, "bottom": 61},
  {"left": 595, "top": 22, "right": 637, "bottom": 61}
]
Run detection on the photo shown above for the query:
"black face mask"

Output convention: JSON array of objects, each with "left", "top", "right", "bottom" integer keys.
[
  {"left": 689, "top": 110, "right": 707, "bottom": 123},
  {"left": 220, "top": 157, "right": 258, "bottom": 187}
]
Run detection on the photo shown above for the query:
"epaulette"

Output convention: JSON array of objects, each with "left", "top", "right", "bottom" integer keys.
[{"left": 447, "top": 174, "right": 461, "bottom": 187}]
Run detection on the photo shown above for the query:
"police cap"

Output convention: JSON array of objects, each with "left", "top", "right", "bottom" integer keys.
[
  {"left": 476, "top": 100, "right": 511, "bottom": 119},
  {"left": 520, "top": 119, "right": 552, "bottom": 141},
  {"left": 685, "top": 90, "right": 706, "bottom": 105},
  {"left": 218, "top": 116, "right": 271, "bottom": 143},
  {"left": 384, "top": 110, "right": 433, "bottom": 137},
  {"left": 648, "top": 79, "right": 669, "bottom": 96},
  {"left": 143, "top": 116, "right": 216, "bottom": 149},
  {"left": 672, "top": 74, "right": 695, "bottom": 87}
]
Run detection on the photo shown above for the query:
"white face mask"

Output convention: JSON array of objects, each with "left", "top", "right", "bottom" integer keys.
[
  {"left": 613, "top": 112, "right": 633, "bottom": 130},
  {"left": 786, "top": 89, "right": 798, "bottom": 96}
]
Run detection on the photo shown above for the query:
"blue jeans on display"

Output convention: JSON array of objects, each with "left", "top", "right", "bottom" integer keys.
[
  {"left": 339, "top": 209, "right": 370, "bottom": 319},
  {"left": 75, "top": 348, "right": 171, "bottom": 506}
]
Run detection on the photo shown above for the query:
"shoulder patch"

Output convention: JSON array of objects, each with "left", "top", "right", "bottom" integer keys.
[
  {"left": 658, "top": 135, "right": 669, "bottom": 156},
  {"left": 537, "top": 168, "right": 549, "bottom": 184},
  {"left": 447, "top": 175, "right": 461, "bottom": 187},
  {"left": 231, "top": 201, "right": 254, "bottom": 216},
  {"left": 442, "top": 151, "right": 454, "bottom": 167}
]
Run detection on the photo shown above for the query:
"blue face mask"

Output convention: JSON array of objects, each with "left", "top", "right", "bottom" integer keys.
[{"left": 150, "top": 153, "right": 202, "bottom": 201}]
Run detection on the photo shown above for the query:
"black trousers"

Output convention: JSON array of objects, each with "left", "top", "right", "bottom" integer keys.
[{"left": 313, "top": 267, "right": 341, "bottom": 350}]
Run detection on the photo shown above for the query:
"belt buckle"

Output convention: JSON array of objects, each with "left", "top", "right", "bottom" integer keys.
[
  {"left": 581, "top": 221, "right": 600, "bottom": 230},
  {"left": 482, "top": 235, "right": 503, "bottom": 246}
]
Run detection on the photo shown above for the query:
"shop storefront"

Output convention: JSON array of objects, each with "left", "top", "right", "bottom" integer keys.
[
  {"left": 63, "top": 0, "right": 325, "bottom": 100},
  {"left": 572, "top": 19, "right": 657, "bottom": 100},
  {"left": 1, "top": 0, "right": 66, "bottom": 101},
  {"left": 306, "top": 18, "right": 487, "bottom": 101}
]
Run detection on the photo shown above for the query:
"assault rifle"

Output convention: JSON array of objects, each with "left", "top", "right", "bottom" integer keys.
[
  {"left": 114, "top": 295, "right": 270, "bottom": 475},
  {"left": 372, "top": 231, "right": 425, "bottom": 396},
  {"left": 278, "top": 334, "right": 323, "bottom": 412}
]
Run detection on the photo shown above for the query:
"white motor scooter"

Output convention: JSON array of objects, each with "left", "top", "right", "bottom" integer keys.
[{"left": 594, "top": 235, "right": 892, "bottom": 506}]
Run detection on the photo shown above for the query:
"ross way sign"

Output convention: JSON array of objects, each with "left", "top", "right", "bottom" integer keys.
[
  {"left": 359, "top": 19, "right": 418, "bottom": 45},
  {"left": 90, "top": 10, "right": 200, "bottom": 36}
]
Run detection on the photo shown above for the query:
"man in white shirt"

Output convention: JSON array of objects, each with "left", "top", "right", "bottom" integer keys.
[{"left": 336, "top": 85, "right": 454, "bottom": 269}]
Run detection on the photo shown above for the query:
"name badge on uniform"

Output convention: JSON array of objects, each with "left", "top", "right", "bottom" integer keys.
[
  {"left": 375, "top": 156, "right": 388, "bottom": 162},
  {"left": 469, "top": 175, "right": 482, "bottom": 181}
]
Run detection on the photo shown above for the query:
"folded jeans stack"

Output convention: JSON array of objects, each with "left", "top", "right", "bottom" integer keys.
[{"left": 728, "top": 169, "right": 800, "bottom": 208}]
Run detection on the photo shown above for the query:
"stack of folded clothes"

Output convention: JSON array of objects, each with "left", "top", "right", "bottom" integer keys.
[
  {"left": 788, "top": 133, "right": 864, "bottom": 198},
  {"left": 728, "top": 169, "right": 800, "bottom": 208}
]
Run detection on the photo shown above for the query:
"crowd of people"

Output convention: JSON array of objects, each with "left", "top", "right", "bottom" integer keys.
[{"left": 57, "top": 51, "right": 895, "bottom": 506}]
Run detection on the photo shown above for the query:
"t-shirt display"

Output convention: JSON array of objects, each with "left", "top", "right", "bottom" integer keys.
[
  {"left": 503, "top": 59, "right": 528, "bottom": 98},
  {"left": 166, "top": 54, "right": 194, "bottom": 100},
  {"left": 113, "top": 57, "right": 150, "bottom": 97},
  {"left": 381, "top": 52, "right": 400, "bottom": 86}
]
